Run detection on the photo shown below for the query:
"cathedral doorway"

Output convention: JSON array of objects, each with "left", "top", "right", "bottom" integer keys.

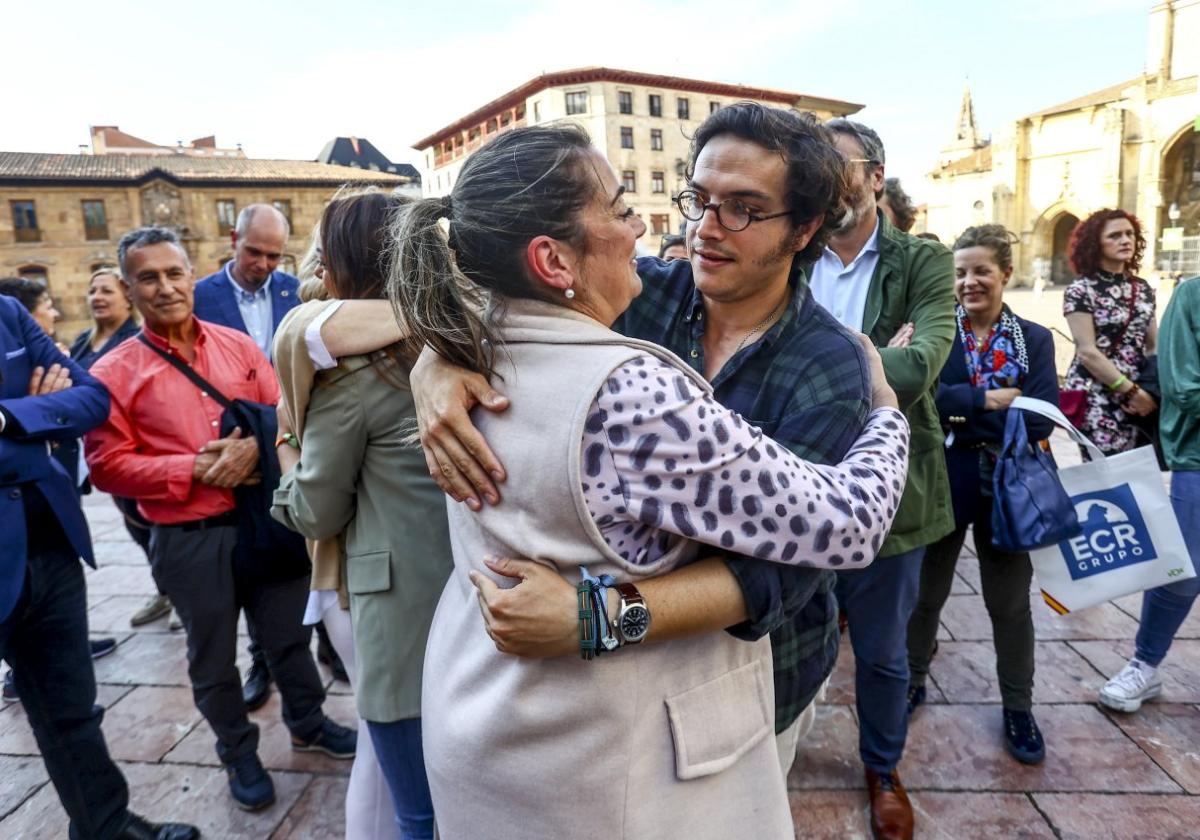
[
  {"left": 1050, "top": 212, "right": 1080, "bottom": 285},
  {"left": 1159, "top": 124, "right": 1199, "bottom": 275}
]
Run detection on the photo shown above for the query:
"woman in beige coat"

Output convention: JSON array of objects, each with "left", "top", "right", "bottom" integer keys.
[
  {"left": 380, "top": 124, "right": 911, "bottom": 840},
  {"left": 271, "top": 192, "right": 452, "bottom": 840}
]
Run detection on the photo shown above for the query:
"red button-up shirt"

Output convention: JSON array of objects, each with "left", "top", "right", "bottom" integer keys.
[{"left": 85, "top": 319, "right": 279, "bottom": 524}]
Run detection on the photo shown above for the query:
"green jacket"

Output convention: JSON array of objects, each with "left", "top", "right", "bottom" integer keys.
[
  {"left": 863, "top": 215, "right": 956, "bottom": 556},
  {"left": 1159, "top": 276, "right": 1200, "bottom": 471},
  {"left": 272, "top": 353, "right": 454, "bottom": 723}
]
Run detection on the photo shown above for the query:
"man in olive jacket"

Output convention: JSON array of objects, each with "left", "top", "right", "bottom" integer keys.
[{"left": 806, "top": 119, "right": 954, "bottom": 840}]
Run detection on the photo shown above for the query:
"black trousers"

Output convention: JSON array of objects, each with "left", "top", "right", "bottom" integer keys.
[
  {"left": 907, "top": 507, "right": 1036, "bottom": 711},
  {"left": 0, "top": 540, "right": 130, "bottom": 839},
  {"left": 148, "top": 522, "right": 326, "bottom": 764}
]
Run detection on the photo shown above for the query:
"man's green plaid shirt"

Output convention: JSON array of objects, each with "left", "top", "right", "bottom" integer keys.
[{"left": 618, "top": 256, "right": 872, "bottom": 731}]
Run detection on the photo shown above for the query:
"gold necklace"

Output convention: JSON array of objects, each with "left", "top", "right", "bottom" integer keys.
[{"left": 733, "top": 296, "right": 787, "bottom": 356}]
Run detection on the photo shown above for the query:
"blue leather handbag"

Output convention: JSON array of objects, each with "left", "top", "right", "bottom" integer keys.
[{"left": 991, "top": 402, "right": 1081, "bottom": 552}]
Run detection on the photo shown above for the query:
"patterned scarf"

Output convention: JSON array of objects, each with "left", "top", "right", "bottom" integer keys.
[{"left": 956, "top": 303, "right": 1028, "bottom": 389}]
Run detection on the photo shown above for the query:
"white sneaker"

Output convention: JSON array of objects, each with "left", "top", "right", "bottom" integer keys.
[
  {"left": 168, "top": 609, "right": 184, "bottom": 632},
  {"left": 1098, "top": 659, "right": 1163, "bottom": 712}
]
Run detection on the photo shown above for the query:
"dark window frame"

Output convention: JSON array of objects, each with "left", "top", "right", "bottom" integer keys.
[
  {"left": 622, "top": 170, "right": 637, "bottom": 193},
  {"left": 650, "top": 129, "right": 664, "bottom": 151},
  {"left": 565, "top": 90, "right": 589, "bottom": 115},
  {"left": 10, "top": 200, "right": 40, "bottom": 243},
  {"left": 82, "top": 199, "right": 109, "bottom": 241},
  {"left": 272, "top": 199, "right": 293, "bottom": 228},
  {"left": 216, "top": 199, "right": 237, "bottom": 236},
  {"left": 648, "top": 94, "right": 662, "bottom": 117},
  {"left": 651, "top": 171, "right": 666, "bottom": 193},
  {"left": 677, "top": 97, "right": 690, "bottom": 120},
  {"left": 620, "top": 127, "right": 634, "bottom": 149},
  {"left": 618, "top": 90, "right": 633, "bottom": 114}
]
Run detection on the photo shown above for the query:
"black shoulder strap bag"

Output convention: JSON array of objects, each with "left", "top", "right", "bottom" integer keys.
[{"left": 137, "top": 334, "right": 310, "bottom": 586}]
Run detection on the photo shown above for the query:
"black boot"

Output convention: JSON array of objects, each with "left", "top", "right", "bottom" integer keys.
[
  {"left": 118, "top": 812, "right": 200, "bottom": 840},
  {"left": 242, "top": 651, "right": 272, "bottom": 711}
]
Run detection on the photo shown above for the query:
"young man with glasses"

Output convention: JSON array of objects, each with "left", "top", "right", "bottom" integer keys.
[
  {"left": 807, "top": 118, "right": 955, "bottom": 840},
  {"left": 316, "top": 103, "right": 886, "bottom": 810}
]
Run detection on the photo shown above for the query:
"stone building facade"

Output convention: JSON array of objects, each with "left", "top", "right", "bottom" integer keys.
[
  {"left": 923, "top": 0, "right": 1199, "bottom": 285},
  {"left": 0, "top": 153, "right": 412, "bottom": 337},
  {"left": 413, "top": 67, "right": 862, "bottom": 252}
]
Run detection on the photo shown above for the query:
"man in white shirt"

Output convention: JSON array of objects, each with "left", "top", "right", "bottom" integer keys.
[{"left": 806, "top": 119, "right": 955, "bottom": 840}]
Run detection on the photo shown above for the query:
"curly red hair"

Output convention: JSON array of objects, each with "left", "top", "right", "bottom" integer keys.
[{"left": 1067, "top": 208, "right": 1146, "bottom": 277}]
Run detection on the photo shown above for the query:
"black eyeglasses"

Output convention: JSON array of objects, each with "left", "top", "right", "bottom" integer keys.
[{"left": 673, "top": 190, "right": 791, "bottom": 232}]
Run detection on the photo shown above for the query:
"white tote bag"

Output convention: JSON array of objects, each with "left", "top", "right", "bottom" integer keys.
[{"left": 1010, "top": 397, "right": 1196, "bottom": 614}]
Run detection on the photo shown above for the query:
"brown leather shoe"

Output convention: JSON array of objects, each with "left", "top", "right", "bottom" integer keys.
[{"left": 865, "top": 768, "right": 914, "bottom": 840}]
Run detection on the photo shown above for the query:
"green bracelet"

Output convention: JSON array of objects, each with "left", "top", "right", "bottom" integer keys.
[
  {"left": 1108, "top": 375, "right": 1128, "bottom": 392},
  {"left": 577, "top": 580, "right": 596, "bottom": 660}
]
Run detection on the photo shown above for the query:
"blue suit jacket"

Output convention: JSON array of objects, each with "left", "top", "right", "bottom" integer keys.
[
  {"left": 935, "top": 312, "right": 1059, "bottom": 528},
  {"left": 193, "top": 265, "right": 300, "bottom": 353},
  {"left": 0, "top": 297, "right": 110, "bottom": 621}
]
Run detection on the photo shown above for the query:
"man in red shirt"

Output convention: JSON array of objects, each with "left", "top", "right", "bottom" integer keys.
[{"left": 85, "top": 227, "right": 355, "bottom": 813}]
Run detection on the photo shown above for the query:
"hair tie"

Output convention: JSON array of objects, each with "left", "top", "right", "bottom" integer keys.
[{"left": 439, "top": 194, "right": 454, "bottom": 219}]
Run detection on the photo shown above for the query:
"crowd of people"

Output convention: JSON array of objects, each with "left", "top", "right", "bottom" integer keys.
[{"left": 0, "top": 101, "right": 1195, "bottom": 840}]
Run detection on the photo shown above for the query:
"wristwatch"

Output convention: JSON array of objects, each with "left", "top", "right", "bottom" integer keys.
[{"left": 615, "top": 582, "right": 651, "bottom": 645}]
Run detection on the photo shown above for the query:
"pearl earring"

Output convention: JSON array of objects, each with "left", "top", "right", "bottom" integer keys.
[{"left": 564, "top": 288, "right": 576, "bottom": 299}]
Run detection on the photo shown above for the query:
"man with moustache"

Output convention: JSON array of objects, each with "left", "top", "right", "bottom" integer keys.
[
  {"left": 86, "top": 227, "right": 355, "bottom": 814},
  {"left": 807, "top": 118, "right": 955, "bottom": 840}
]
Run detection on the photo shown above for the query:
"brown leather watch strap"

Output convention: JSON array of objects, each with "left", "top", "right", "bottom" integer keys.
[{"left": 615, "top": 582, "right": 645, "bottom": 606}]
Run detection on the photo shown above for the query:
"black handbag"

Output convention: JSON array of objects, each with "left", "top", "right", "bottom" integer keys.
[
  {"left": 991, "top": 398, "right": 1082, "bottom": 552},
  {"left": 137, "top": 334, "right": 310, "bottom": 584}
]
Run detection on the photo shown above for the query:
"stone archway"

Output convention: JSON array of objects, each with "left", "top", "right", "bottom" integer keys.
[
  {"left": 1160, "top": 122, "right": 1199, "bottom": 234},
  {"left": 1156, "top": 122, "right": 1199, "bottom": 275},
  {"left": 1051, "top": 213, "right": 1080, "bottom": 284}
]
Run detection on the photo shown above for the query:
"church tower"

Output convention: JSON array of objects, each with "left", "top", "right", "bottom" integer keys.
[{"left": 939, "top": 84, "right": 987, "bottom": 167}]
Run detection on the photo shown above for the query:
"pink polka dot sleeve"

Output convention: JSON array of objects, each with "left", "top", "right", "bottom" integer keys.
[{"left": 580, "top": 354, "right": 909, "bottom": 569}]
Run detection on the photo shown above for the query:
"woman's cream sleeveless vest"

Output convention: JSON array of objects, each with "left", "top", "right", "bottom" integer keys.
[{"left": 422, "top": 299, "right": 792, "bottom": 840}]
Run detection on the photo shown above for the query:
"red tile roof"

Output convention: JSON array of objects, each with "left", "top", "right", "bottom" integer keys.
[{"left": 412, "top": 66, "right": 863, "bottom": 149}]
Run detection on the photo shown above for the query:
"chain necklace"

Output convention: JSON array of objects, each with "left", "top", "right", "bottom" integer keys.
[{"left": 733, "top": 296, "right": 787, "bottom": 356}]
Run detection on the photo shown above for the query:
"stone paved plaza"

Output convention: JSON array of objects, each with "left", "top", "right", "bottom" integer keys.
[{"left": 1, "top": 428, "right": 1198, "bottom": 838}]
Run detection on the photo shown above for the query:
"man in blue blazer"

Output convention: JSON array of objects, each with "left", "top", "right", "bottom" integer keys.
[
  {"left": 193, "top": 203, "right": 299, "bottom": 362},
  {"left": 0, "top": 296, "right": 198, "bottom": 839},
  {"left": 193, "top": 203, "right": 302, "bottom": 709}
]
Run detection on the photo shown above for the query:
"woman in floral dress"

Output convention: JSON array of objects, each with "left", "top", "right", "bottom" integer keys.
[{"left": 1063, "top": 209, "right": 1158, "bottom": 455}]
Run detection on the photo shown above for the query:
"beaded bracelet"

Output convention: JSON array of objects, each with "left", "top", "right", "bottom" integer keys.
[
  {"left": 577, "top": 580, "right": 597, "bottom": 660},
  {"left": 1118, "top": 382, "right": 1142, "bottom": 404}
]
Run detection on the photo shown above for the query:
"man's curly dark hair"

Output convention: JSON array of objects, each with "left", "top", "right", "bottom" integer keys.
[{"left": 1068, "top": 208, "right": 1146, "bottom": 277}]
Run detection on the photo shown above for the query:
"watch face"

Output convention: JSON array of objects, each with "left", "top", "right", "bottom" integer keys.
[{"left": 620, "top": 605, "right": 650, "bottom": 641}]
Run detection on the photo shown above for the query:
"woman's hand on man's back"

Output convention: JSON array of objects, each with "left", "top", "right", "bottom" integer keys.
[{"left": 411, "top": 346, "right": 510, "bottom": 509}]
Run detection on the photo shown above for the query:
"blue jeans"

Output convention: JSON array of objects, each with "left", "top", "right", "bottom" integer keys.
[
  {"left": 1135, "top": 470, "right": 1200, "bottom": 667},
  {"left": 835, "top": 546, "right": 925, "bottom": 775},
  {"left": 0, "top": 541, "right": 130, "bottom": 839},
  {"left": 365, "top": 718, "right": 434, "bottom": 840}
]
